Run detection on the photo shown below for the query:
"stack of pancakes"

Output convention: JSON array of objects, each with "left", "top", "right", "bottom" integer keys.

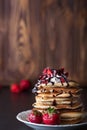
[{"left": 32, "top": 67, "right": 84, "bottom": 124}]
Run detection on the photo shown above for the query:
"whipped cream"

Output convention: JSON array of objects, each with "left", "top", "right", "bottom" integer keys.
[{"left": 32, "top": 67, "right": 69, "bottom": 94}]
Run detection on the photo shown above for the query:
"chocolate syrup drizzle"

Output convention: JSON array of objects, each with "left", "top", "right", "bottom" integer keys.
[{"left": 32, "top": 67, "right": 69, "bottom": 94}]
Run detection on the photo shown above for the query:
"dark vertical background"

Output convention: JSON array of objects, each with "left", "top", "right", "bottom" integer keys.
[{"left": 0, "top": 0, "right": 87, "bottom": 86}]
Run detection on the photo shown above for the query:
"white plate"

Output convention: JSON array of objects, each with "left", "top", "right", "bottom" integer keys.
[{"left": 16, "top": 110, "right": 87, "bottom": 130}]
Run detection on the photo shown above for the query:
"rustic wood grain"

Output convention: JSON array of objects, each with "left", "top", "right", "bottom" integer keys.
[
  {"left": 0, "top": 0, "right": 87, "bottom": 85},
  {"left": 42, "top": 0, "right": 87, "bottom": 85},
  {"left": 4, "top": 0, "right": 39, "bottom": 83}
]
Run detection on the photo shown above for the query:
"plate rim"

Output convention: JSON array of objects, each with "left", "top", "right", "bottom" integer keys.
[{"left": 16, "top": 109, "right": 87, "bottom": 128}]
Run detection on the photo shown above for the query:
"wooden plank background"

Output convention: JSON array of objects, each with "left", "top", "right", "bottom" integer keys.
[{"left": 0, "top": 0, "right": 87, "bottom": 86}]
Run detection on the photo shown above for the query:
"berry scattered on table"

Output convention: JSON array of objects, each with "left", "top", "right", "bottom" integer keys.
[
  {"left": 10, "top": 79, "right": 31, "bottom": 93},
  {"left": 20, "top": 79, "right": 30, "bottom": 91},
  {"left": 10, "top": 83, "right": 21, "bottom": 93}
]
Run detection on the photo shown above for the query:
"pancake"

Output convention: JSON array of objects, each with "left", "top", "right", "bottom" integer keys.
[
  {"left": 60, "top": 112, "right": 85, "bottom": 118},
  {"left": 32, "top": 67, "right": 84, "bottom": 124},
  {"left": 61, "top": 118, "right": 83, "bottom": 124},
  {"left": 33, "top": 106, "right": 84, "bottom": 114},
  {"left": 37, "top": 92, "right": 72, "bottom": 98},
  {"left": 35, "top": 95, "right": 78, "bottom": 101},
  {"left": 36, "top": 99, "right": 77, "bottom": 105},
  {"left": 33, "top": 101, "right": 82, "bottom": 110},
  {"left": 37, "top": 80, "right": 79, "bottom": 88},
  {"left": 37, "top": 86, "right": 82, "bottom": 94},
  {"left": 60, "top": 112, "right": 85, "bottom": 124}
]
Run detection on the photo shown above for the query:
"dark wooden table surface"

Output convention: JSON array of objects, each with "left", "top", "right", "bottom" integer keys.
[{"left": 0, "top": 87, "right": 87, "bottom": 130}]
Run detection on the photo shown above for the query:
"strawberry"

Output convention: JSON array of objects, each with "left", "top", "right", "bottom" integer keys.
[
  {"left": 43, "top": 67, "right": 52, "bottom": 76},
  {"left": 20, "top": 79, "right": 30, "bottom": 91},
  {"left": 10, "top": 83, "right": 21, "bottom": 93},
  {"left": 42, "top": 108, "right": 60, "bottom": 125},
  {"left": 47, "top": 69, "right": 52, "bottom": 76},
  {"left": 28, "top": 110, "right": 42, "bottom": 124},
  {"left": 60, "top": 77, "right": 65, "bottom": 83}
]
